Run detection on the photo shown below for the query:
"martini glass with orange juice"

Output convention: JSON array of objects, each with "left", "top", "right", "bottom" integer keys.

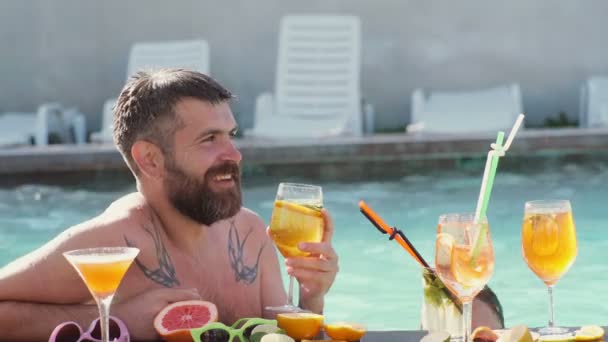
[
  {"left": 266, "top": 183, "right": 324, "bottom": 314},
  {"left": 435, "top": 213, "right": 495, "bottom": 342},
  {"left": 522, "top": 200, "right": 577, "bottom": 335},
  {"left": 64, "top": 247, "right": 139, "bottom": 342}
]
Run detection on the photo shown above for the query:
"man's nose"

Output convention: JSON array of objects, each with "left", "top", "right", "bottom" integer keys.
[{"left": 222, "top": 139, "right": 242, "bottom": 162}]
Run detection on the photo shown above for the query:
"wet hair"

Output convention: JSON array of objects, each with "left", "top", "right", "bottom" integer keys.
[{"left": 112, "top": 68, "right": 233, "bottom": 173}]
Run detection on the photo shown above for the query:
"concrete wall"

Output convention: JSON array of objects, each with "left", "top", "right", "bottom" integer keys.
[{"left": 1, "top": 1, "right": 607, "bottom": 132}]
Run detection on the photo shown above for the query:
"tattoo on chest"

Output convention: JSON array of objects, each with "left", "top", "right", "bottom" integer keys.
[
  {"left": 228, "top": 220, "right": 266, "bottom": 285},
  {"left": 124, "top": 214, "right": 180, "bottom": 288}
]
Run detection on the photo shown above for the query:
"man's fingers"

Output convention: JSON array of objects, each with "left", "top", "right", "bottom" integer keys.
[
  {"left": 321, "top": 209, "right": 334, "bottom": 243},
  {"left": 287, "top": 267, "right": 328, "bottom": 283},
  {"left": 298, "top": 242, "right": 337, "bottom": 259},
  {"left": 285, "top": 257, "right": 337, "bottom": 272}
]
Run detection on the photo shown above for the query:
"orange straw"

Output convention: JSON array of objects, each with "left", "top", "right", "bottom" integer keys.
[{"left": 359, "top": 200, "right": 429, "bottom": 268}]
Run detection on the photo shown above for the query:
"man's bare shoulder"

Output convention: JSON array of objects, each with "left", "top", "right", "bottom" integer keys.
[
  {"left": 234, "top": 207, "right": 266, "bottom": 230},
  {"left": 0, "top": 192, "right": 157, "bottom": 302},
  {"left": 59, "top": 192, "right": 154, "bottom": 248}
]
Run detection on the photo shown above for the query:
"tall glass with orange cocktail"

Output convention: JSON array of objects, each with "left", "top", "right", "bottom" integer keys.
[
  {"left": 435, "top": 213, "right": 495, "bottom": 342},
  {"left": 266, "top": 183, "right": 324, "bottom": 314},
  {"left": 521, "top": 200, "right": 577, "bottom": 335}
]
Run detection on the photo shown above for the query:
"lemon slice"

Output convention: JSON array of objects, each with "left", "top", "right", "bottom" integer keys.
[
  {"left": 252, "top": 324, "right": 282, "bottom": 335},
  {"left": 501, "top": 325, "right": 534, "bottom": 342},
  {"left": 538, "top": 334, "right": 574, "bottom": 342},
  {"left": 261, "top": 333, "right": 296, "bottom": 342},
  {"left": 574, "top": 326, "right": 604, "bottom": 341}
]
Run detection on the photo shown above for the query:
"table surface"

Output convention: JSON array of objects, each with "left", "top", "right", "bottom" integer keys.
[{"left": 363, "top": 330, "right": 427, "bottom": 341}]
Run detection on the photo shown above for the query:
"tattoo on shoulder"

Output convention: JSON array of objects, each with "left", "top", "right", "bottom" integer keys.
[
  {"left": 124, "top": 214, "right": 180, "bottom": 288},
  {"left": 228, "top": 219, "right": 266, "bottom": 285}
]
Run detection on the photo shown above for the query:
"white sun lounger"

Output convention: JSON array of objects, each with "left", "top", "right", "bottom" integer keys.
[
  {"left": 0, "top": 103, "right": 73, "bottom": 147},
  {"left": 579, "top": 76, "right": 608, "bottom": 127},
  {"left": 91, "top": 39, "right": 210, "bottom": 143},
  {"left": 407, "top": 83, "right": 523, "bottom": 134},
  {"left": 246, "top": 15, "right": 371, "bottom": 139}
]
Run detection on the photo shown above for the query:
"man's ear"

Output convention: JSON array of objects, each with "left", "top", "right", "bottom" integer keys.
[{"left": 131, "top": 140, "right": 165, "bottom": 180}]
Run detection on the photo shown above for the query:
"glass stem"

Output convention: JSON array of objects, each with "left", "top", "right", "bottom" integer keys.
[
  {"left": 287, "top": 275, "right": 295, "bottom": 307},
  {"left": 97, "top": 295, "right": 114, "bottom": 342},
  {"left": 462, "top": 300, "right": 473, "bottom": 342},
  {"left": 547, "top": 285, "right": 556, "bottom": 328}
]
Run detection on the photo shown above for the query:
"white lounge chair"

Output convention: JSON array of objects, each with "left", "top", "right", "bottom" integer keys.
[
  {"left": 579, "top": 76, "right": 608, "bottom": 127},
  {"left": 0, "top": 103, "right": 77, "bottom": 147},
  {"left": 407, "top": 84, "right": 523, "bottom": 134},
  {"left": 246, "top": 15, "right": 371, "bottom": 139},
  {"left": 91, "top": 39, "right": 210, "bottom": 143}
]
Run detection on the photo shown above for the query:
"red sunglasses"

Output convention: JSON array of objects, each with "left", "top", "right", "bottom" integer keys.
[{"left": 48, "top": 316, "right": 129, "bottom": 342}]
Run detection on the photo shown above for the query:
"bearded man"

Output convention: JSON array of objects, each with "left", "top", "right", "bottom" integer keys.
[{"left": 0, "top": 69, "right": 339, "bottom": 341}]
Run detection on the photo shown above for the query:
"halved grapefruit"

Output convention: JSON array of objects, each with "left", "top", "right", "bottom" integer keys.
[{"left": 154, "top": 300, "right": 218, "bottom": 342}]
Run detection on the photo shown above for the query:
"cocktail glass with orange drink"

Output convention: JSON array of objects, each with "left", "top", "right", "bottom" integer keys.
[
  {"left": 435, "top": 213, "right": 495, "bottom": 342},
  {"left": 521, "top": 200, "right": 577, "bottom": 335},
  {"left": 64, "top": 247, "right": 139, "bottom": 342},
  {"left": 266, "top": 183, "right": 324, "bottom": 314}
]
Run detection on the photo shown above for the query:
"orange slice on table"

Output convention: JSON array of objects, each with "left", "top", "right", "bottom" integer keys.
[
  {"left": 276, "top": 312, "right": 324, "bottom": 340},
  {"left": 323, "top": 322, "right": 367, "bottom": 341}
]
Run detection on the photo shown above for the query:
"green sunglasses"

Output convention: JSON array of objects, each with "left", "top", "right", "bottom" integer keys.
[{"left": 190, "top": 318, "right": 279, "bottom": 342}]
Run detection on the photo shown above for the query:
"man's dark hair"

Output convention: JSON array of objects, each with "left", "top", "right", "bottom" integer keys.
[{"left": 112, "top": 68, "right": 233, "bottom": 173}]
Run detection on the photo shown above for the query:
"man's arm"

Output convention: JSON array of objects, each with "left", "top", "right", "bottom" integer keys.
[
  {"left": 0, "top": 301, "right": 98, "bottom": 342},
  {"left": 0, "top": 220, "right": 115, "bottom": 340}
]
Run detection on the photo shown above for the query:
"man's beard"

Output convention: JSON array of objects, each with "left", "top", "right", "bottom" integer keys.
[{"left": 163, "top": 157, "right": 242, "bottom": 226}]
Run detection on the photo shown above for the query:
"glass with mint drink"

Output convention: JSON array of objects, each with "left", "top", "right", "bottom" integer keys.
[{"left": 421, "top": 267, "right": 463, "bottom": 338}]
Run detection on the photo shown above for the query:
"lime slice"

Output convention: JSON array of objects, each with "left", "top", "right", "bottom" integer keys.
[{"left": 574, "top": 325, "right": 604, "bottom": 341}]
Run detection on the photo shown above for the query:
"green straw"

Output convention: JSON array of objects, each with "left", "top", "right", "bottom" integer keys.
[
  {"left": 470, "top": 131, "right": 504, "bottom": 263},
  {"left": 469, "top": 114, "right": 525, "bottom": 263}
]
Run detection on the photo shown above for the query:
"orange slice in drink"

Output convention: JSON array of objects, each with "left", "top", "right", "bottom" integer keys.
[
  {"left": 436, "top": 233, "right": 455, "bottom": 268},
  {"left": 529, "top": 214, "right": 560, "bottom": 256},
  {"left": 276, "top": 312, "right": 324, "bottom": 340},
  {"left": 270, "top": 200, "right": 324, "bottom": 258},
  {"left": 323, "top": 322, "right": 366, "bottom": 341}
]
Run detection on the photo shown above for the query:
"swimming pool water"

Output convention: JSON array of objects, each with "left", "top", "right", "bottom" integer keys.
[{"left": 1, "top": 163, "right": 607, "bottom": 329}]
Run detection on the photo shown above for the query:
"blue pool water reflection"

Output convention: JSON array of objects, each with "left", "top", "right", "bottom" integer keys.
[{"left": 1, "top": 163, "right": 607, "bottom": 329}]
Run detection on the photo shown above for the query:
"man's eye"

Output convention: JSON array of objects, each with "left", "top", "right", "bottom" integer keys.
[{"left": 202, "top": 135, "right": 215, "bottom": 142}]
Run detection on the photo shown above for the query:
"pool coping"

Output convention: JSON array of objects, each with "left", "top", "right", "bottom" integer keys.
[{"left": 1, "top": 127, "right": 608, "bottom": 175}]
